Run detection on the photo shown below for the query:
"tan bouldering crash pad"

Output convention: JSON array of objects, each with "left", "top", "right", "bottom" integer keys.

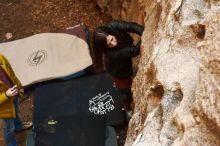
[{"left": 0, "top": 25, "right": 92, "bottom": 86}]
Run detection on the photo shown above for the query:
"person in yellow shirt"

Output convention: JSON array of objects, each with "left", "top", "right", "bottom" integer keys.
[{"left": 0, "top": 53, "right": 31, "bottom": 146}]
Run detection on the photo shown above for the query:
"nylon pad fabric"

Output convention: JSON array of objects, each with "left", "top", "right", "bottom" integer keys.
[{"left": 33, "top": 73, "right": 125, "bottom": 146}]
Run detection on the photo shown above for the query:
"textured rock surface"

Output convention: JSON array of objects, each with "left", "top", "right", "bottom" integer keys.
[
  {"left": 94, "top": 0, "right": 145, "bottom": 25},
  {"left": 95, "top": 0, "right": 220, "bottom": 146}
]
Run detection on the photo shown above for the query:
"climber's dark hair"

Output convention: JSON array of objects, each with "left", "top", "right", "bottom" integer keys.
[
  {"left": 92, "top": 27, "right": 112, "bottom": 73},
  {"left": 92, "top": 25, "right": 133, "bottom": 73},
  {"left": 93, "top": 27, "right": 109, "bottom": 50}
]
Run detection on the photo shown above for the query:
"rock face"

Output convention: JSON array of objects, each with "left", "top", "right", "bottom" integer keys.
[
  {"left": 95, "top": 0, "right": 220, "bottom": 146},
  {"left": 94, "top": 0, "right": 145, "bottom": 25}
]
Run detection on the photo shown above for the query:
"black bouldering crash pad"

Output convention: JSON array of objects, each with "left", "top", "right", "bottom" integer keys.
[
  {"left": 33, "top": 73, "right": 125, "bottom": 146},
  {"left": 34, "top": 115, "right": 105, "bottom": 146}
]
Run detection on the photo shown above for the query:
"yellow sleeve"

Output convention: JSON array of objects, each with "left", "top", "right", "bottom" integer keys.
[
  {"left": 0, "top": 87, "right": 8, "bottom": 105},
  {"left": 12, "top": 75, "right": 22, "bottom": 89},
  {"left": 1, "top": 54, "right": 22, "bottom": 89}
]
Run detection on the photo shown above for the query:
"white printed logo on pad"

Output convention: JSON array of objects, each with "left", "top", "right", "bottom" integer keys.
[{"left": 89, "top": 92, "right": 115, "bottom": 115}]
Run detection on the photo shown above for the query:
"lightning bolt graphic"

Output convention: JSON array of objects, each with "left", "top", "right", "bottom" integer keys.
[{"left": 32, "top": 50, "right": 43, "bottom": 65}]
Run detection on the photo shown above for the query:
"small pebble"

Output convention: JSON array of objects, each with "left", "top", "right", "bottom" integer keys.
[{"left": 5, "top": 33, "right": 13, "bottom": 40}]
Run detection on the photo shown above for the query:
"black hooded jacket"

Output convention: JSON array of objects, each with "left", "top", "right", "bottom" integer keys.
[{"left": 103, "top": 20, "right": 144, "bottom": 79}]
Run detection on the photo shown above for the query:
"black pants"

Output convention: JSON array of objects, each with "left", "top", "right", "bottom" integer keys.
[{"left": 117, "top": 88, "right": 132, "bottom": 111}]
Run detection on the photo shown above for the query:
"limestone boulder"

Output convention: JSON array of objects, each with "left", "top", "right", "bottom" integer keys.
[{"left": 94, "top": 0, "right": 220, "bottom": 145}]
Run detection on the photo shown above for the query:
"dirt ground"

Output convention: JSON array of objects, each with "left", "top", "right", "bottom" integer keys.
[{"left": 0, "top": 0, "right": 110, "bottom": 42}]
